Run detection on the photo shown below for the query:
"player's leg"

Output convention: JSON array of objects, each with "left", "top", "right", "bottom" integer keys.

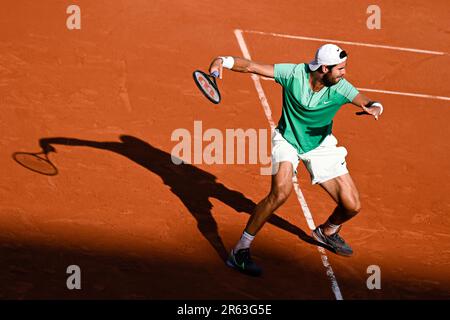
[
  {"left": 312, "top": 173, "right": 361, "bottom": 256},
  {"left": 320, "top": 173, "right": 361, "bottom": 228},
  {"left": 226, "top": 161, "right": 294, "bottom": 276},
  {"left": 301, "top": 134, "right": 360, "bottom": 256},
  {"left": 245, "top": 161, "right": 294, "bottom": 235},
  {"left": 226, "top": 129, "right": 299, "bottom": 276}
]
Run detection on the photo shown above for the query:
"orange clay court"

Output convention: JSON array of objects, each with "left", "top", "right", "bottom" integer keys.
[{"left": 0, "top": 0, "right": 449, "bottom": 299}]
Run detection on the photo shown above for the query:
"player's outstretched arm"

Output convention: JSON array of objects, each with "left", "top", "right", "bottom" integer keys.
[
  {"left": 352, "top": 93, "right": 384, "bottom": 120},
  {"left": 209, "top": 56, "right": 274, "bottom": 79}
]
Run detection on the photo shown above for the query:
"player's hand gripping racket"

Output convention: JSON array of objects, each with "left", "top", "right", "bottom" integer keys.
[{"left": 192, "top": 70, "right": 221, "bottom": 104}]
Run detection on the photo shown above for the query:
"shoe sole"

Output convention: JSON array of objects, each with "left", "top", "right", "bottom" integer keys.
[{"left": 312, "top": 229, "right": 353, "bottom": 257}]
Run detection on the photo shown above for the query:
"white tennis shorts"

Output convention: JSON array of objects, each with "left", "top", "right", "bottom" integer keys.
[{"left": 271, "top": 129, "right": 349, "bottom": 184}]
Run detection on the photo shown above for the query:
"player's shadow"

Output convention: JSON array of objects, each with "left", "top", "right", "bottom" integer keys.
[{"left": 36, "top": 135, "right": 316, "bottom": 261}]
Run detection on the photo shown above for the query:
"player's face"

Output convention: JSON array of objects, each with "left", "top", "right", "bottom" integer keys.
[{"left": 324, "top": 61, "right": 347, "bottom": 86}]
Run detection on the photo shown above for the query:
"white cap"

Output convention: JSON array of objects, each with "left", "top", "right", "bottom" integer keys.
[{"left": 308, "top": 44, "right": 347, "bottom": 71}]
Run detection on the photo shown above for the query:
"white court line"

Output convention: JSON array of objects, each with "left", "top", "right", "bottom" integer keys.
[
  {"left": 356, "top": 88, "right": 450, "bottom": 101},
  {"left": 234, "top": 29, "right": 344, "bottom": 301},
  {"left": 292, "top": 177, "right": 343, "bottom": 300},
  {"left": 244, "top": 29, "right": 447, "bottom": 56},
  {"left": 259, "top": 77, "right": 450, "bottom": 101},
  {"left": 234, "top": 30, "right": 276, "bottom": 129}
]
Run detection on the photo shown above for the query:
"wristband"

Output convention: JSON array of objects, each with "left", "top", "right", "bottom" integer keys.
[
  {"left": 219, "top": 56, "right": 235, "bottom": 69},
  {"left": 371, "top": 102, "right": 383, "bottom": 115}
]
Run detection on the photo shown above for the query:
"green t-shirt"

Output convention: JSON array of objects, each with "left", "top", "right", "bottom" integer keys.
[{"left": 274, "top": 63, "right": 359, "bottom": 154}]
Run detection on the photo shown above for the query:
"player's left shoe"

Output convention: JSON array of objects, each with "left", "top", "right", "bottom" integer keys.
[{"left": 312, "top": 225, "right": 353, "bottom": 257}]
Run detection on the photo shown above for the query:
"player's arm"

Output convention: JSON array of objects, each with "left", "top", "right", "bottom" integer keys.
[
  {"left": 351, "top": 93, "right": 384, "bottom": 120},
  {"left": 209, "top": 56, "right": 274, "bottom": 79}
]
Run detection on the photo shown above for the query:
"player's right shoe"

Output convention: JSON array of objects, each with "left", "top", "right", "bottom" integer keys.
[
  {"left": 312, "top": 225, "right": 353, "bottom": 257},
  {"left": 226, "top": 248, "right": 262, "bottom": 277}
]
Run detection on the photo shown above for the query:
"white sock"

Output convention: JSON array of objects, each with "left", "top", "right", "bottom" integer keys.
[
  {"left": 324, "top": 220, "right": 341, "bottom": 235},
  {"left": 234, "top": 231, "right": 255, "bottom": 252}
]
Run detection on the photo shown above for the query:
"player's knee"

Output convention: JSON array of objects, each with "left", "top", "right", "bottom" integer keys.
[
  {"left": 340, "top": 194, "right": 361, "bottom": 216},
  {"left": 352, "top": 201, "right": 362, "bottom": 215},
  {"left": 268, "top": 184, "right": 291, "bottom": 206},
  {"left": 344, "top": 199, "right": 361, "bottom": 216}
]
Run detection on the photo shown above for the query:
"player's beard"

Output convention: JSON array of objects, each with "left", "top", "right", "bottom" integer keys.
[{"left": 323, "top": 73, "right": 341, "bottom": 87}]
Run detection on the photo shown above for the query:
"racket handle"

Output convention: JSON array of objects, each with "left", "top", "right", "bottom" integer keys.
[{"left": 211, "top": 71, "right": 219, "bottom": 78}]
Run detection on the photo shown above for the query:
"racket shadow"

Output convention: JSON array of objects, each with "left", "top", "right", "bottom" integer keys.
[
  {"left": 34, "top": 135, "right": 315, "bottom": 261},
  {"left": 13, "top": 151, "right": 58, "bottom": 176}
]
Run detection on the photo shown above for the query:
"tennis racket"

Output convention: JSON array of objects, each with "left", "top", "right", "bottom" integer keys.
[{"left": 192, "top": 70, "right": 221, "bottom": 104}]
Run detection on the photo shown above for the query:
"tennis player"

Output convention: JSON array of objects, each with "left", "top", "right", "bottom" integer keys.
[{"left": 209, "top": 44, "right": 384, "bottom": 276}]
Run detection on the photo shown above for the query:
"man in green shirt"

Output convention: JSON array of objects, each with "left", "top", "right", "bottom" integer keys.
[{"left": 209, "top": 44, "right": 383, "bottom": 276}]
